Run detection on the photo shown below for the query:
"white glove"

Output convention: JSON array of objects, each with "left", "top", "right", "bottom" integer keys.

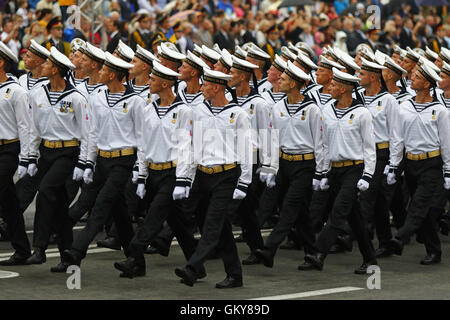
[
  {"left": 72, "top": 167, "right": 84, "bottom": 181},
  {"left": 173, "top": 186, "right": 189, "bottom": 200},
  {"left": 259, "top": 171, "right": 268, "bottom": 184},
  {"left": 132, "top": 170, "right": 139, "bottom": 184},
  {"left": 233, "top": 188, "right": 247, "bottom": 200},
  {"left": 387, "top": 172, "right": 396, "bottom": 185},
  {"left": 266, "top": 173, "right": 276, "bottom": 188},
  {"left": 27, "top": 163, "right": 37, "bottom": 177},
  {"left": 444, "top": 177, "right": 450, "bottom": 190},
  {"left": 383, "top": 165, "right": 389, "bottom": 175},
  {"left": 17, "top": 165, "right": 28, "bottom": 179},
  {"left": 357, "top": 179, "right": 370, "bottom": 192},
  {"left": 312, "top": 178, "right": 321, "bottom": 191},
  {"left": 83, "top": 168, "right": 94, "bottom": 184},
  {"left": 185, "top": 186, "right": 190, "bottom": 198},
  {"left": 136, "top": 183, "right": 146, "bottom": 199},
  {"left": 320, "top": 177, "right": 330, "bottom": 191}
]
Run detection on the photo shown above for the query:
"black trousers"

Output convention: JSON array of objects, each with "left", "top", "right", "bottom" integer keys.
[
  {"left": 396, "top": 157, "right": 443, "bottom": 255},
  {"left": 0, "top": 142, "right": 30, "bottom": 256},
  {"left": 33, "top": 145, "right": 78, "bottom": 253},
  {"left": 128, "top": 168, "right": 197, "bottom": 260},
  {"left": 229, "top": 165, "right": 264, "bottom": 253},
  {"left": 71, "top": 155, "right": 135, "bottom": 259},
  {"left": 265, "top": 158, "right": 315, "bottom": 255},
  {"left": 314, "top": 164, "right": 375, "bottom": 263},
  {"left": 257, "top": 179, "right": 285, "bottom": 228},
  {"left": 68, "top": 181, "right": 101, "bottom": 225},
  {"left": 186, "top": 167, "right": 242, "bottom": 278}
]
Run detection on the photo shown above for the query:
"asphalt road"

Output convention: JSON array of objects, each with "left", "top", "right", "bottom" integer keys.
[{"left": 0, "top": 226, "right": 449, "bottom": 300}]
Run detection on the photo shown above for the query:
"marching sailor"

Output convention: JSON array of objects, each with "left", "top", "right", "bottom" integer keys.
[
  {"left": 213, "top": 49, "right": 233, "bottom": 75},
  {"left": 255, "top": 61, "right": 324, "bottom": 269},
  {"left": 0, "top": 42, "right": 32, "bottom": 266},
  {"left": 174, "top": 68, "right": 252, "bottom": 289},
  {"left": 24, "top": 47, "right": 88, "bottom": 272},
  {"left": 387, "top": 62, "right": 450, "bottom": 265},
  {"left": 130, "top": 44, "right": 159, "bottom": 102},
  {"left": 303, "top": 67, "right": 377, "bottom": 274},
  {"left": 18, "top": 40, "right": 49, "bottom": 91},
  {"left": 178, "top": 50, "right": 210, "bottom": 107},
  {"left": 61, "top": 52, "right": 145, "bottom": 268},
  {"left": 246, "top": 45, "right": 272, "bottom": 93}
]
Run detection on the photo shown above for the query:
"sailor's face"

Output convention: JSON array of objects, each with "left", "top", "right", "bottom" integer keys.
[
  {"left": 40, "top": 59, "right": 54, "bottom": 77},
  {"left": 267, "top": 65, "right": 281, "bottom": 85},
  {"left": 315, "top": 66, "right": 331, "bottom": 86},
  {"left": 178, "top": 61, "right": 192, "bottom": 81},
  {"left": 439, "top": 71, "right": 450, "bottom": 90},
  {"left": 149, "top": 74, "right": 163, "bottom": 94},
  {"left": 435, "top": 56, "right": 444, "bottom": 69},
  {"left": 201, "top": 81, "right": 215, "bottom": 99},
  {"left": 279, "top": 72, "right": 292, "bottom": 93},
  {"left": 358, "top": 69, "right": 370, "bottom": 87},
  {"left": 410, "top": 70, "right": 427, "bottom": 91},
  {"left": 329, "top": 79, "right": 344, "bottom": 99}
]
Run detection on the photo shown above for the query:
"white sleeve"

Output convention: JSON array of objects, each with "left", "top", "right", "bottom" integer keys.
[
  {"left": 255, "top": 99, "right": 273, "bottom": 170},
  {"left": 389, "top": 102, "right": 406, "bottom": 168},
  {"left": 137, "top": 106, "right": 148, "bottom": 181},
  {"left": 74, "top": 94, "right": 88, "bottom": 167},
  {"left": 236, "top": 110, "right": 253, "bottom": 192},
  {"left": 175, "top": 106, "right": 194, "bottom": 187},
  {"left": 12, "top": 87, "right": 31, "bottom": 162},
  {"left": 437, "top": 107, "right": 450, "bottom": 174},
  {"left": 309, "top": 105, "right": 325, "bottom": 175},
  {"left": 28, "top": 94, "right": 42, "bottom": 161},
  {"left": 386, "top": 95, "right": 399, "bottom": 158},
  {"left": 360, "top": 109, "right": 376, "bottom": 179},
  {"left": 86, "top": 100, "right": 99, "bottom": 166}
]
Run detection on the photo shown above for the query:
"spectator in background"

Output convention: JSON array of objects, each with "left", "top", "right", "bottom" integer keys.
[
  {"left": 37, "top": 8, "right": 53, "bottom": 30},
  {"left": 444, "top": 24, "right": 450, "bottom": 48},
  {"left": 256, "top": 19, "right": 271, "bottom": 47},
  {"left": 346, "top": 18, "right": 366, "bottom": 55},
  {"left": 232, "top": 0, "right": 244, "bottom": 18},
  {"left": 22, "top": 21, "right": 45, "bottom": 47},
  {"left": 399, "top": 16, "right": 415, "bottom": 49},
  {"left": 334, "top": 0, "right": 349, "bottom": 16},
  {"left": 241, "top": 20, "right": 257, "bottom": 45},
  {"left": 16, "top": 0, "right": 30, "bottom": 28},
  {"left": 213, "top": 19, "right": 233, "bottom": 52},
  {"left": 106, "top": 18, "right": 123, "bottom": 53},
  {"left": 42, "top": 16, "right": 71, "bottom": 56},
  {"left": 217, "top": 0, "right": 234, "bottom": 19},
  {"left": 193, "top": 17, "right": 213, "bottom": 47},
  {"left": 229, "top": 20, "right": 241, "bottom": 47},
  {"left": 300, "top": 23, "right": 315, "bottom": 49},
  {"left": 381, "top": 20, "right": 399, "bottom": 53},
  {"left": 1, "top": 17, "right": 21, "bottom": 57}
]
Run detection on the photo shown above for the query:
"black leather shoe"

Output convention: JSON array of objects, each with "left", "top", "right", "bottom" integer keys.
[
  {"left": 97, "top": 237, "right": 121, "bottom": 250},
  {"left": 62, "top": 249, "right": 82, "bottom": 266},
  {"left": 144, "top": 245, "right": 159, "bottom": 254},
  {"left": 354, "top": 260, "right": 378, "bottom": 275},
  {"left": 26, "top": 248, "right": 46, "bottom": 265},
  {"left": 180, "top": 266, "right": 207, "bottom": 283},
  {"left": 336, "top": 234, "right": 353, "bottom": 252},
  {"left": 439, "top": 219, "right": 450, "bottom": 236},
  {"left": 420, "top": 254, "right": 441, "bottom": 265},
  {"left": 174, "top": 266, "right": 197, "bottom": 287},
  {"left": 215, "top": 275, "right": 243, "bottom": 289},
  {"left": 388, "top": 238, "right": 403, "bottom": 256},
  {"left": 304, "top": 253, "right": 325, "bottom": 271},
  {"left": 151, "top": 238, "right": 170, "bottom": 257},
  {"left": 0, "top": 253, "right": 30, "bottom": 266},
  {"left": 50, "top": 261, "right": 70, "bottom": 273},
  {"left": 297, "top": 261, "right": 316, "bottom": 271},
  {"left": 280, "top": 239, "right": 301, "bottom": 250},
  {"left": 375, "top": 247, "right": 392, "bottom": 258},
  {"left": 254, "top": 249, "right": 274, "bottom": 268},
  {"left": 114, "top": 257, "right": 146, "bottom": 278},
  {"left": 242, "top": 253, "right": 262, "bottom": 265}
]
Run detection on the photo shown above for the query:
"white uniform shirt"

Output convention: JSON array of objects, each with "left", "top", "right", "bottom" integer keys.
[
  {"left": 392, "top": 88, "right": 413, "bottom": 103},
  {"left": 300, "top": 82, "right": 322, "bottom": 106},
  {"left": 178, "top": 86, "right": 204, "bottom": 108},
  {"left": 18, "top": 73, "right": 48, "bottom": 92},
  {"left": 390, "top": 98, "right": 450, "bottom": 173},
  {"left": 272, "top": 96, "right": 325, "bottom": 174},
  {"left": 260, "top": 89, "right": 285, "bottom": 109},
  {"left": 0, "top": 78, "right": 31, "bottom": 161},
  {"left": 29, "top": 83, "right": 87, "bottom": 159},
  {"left": 321, "top": 100, "right": 376, "bottom": 178},
  {"left": 87, "top": 88, "right": 145, "bottom": 164},
  {"left": 250, "top": 77, "right": 272, "bottom": 94}
]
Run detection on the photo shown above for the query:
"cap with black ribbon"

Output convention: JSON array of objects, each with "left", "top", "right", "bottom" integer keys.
[
  {"left": 405, "top": 47, "right": 420, "bottom": 63},
  {"left": 441, "top": 61, "right": 450, "bottom": 76},
  {"left": 104, "top": 51, "right": 134, "bottom": 73},
  {"left": 219, "top": 48, "right": 233, "bottom": 71},
  {"left": 29, "top": 39, "right": 50, "bottom": 61},
  {"left": 425, "top": 47, "right": 438, "bottom": 62},
  {"left": 203, "top": 68, "right": 232, "bottom": 86},
  {"left": 152, "top": 60, "right": 181, "bottom": 82},
  {"left": 185, "top": 50, "right": 210, "bottom": 74},
  {"left": 234, "top": 45, "right": 247, "bottom": 60},
  {"left": 295, "top": 51, "right": 318, "bottom": 73},
  {"left": 439, "top": 47, "right": 450, "bottom": 64},
  {"left": 201, "top": 45, "right": 221, "bottom": 64},
  {"left": 272, "top": 54, "right": 287, "bottom": 72},
  {"left": 115, "top": 40, "right": 135, "bottom": 63},
  {"left": 332, "top": 67, "right": 364, "bottom": 102},
  {"left": 158, "top": 43, "right": 186, "bottom": 64},
  {"left": 70, "top": 38, "right": 86, "bottom": 53},
  {"left": 193, "top": 44, "right": 202, "bottom": 57},
  {"left": 280, "top": 46, "right": 297, "bottom": 62},
  {"left": 0, "top": 41, "right": 18, "bottom": 64},
  {"left": 295, "top": 42, "right": 315, "bottom": 60},
  {"left": 136, "top": 44, "right": 160, "bottom": 67},
  {"left": 335, "top": 48, "right": 360, "bottom": 75},
  {"left": 81, "top": 42, "right": 105, "bottom": 64},
  {"left": 319, "top": 55, "right": 344, "bottom": 71},
  {"left": 247, "top": 45, "right": 271, "bottom": 62},
  {"left": 48, "top": 46, "right": 75, "bottom": 74},
  {"left": 285, "top": 60, "right": 311, "bottom": 85}
]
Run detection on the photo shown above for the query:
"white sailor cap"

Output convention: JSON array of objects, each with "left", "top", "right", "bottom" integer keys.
[
  {"left": 417, "top": 60, "right": 442, "bottom": 84},
  {"left": 295, "top": 51, "right": 318, "bottom": 72},
  {"left": 361, "top": 57, "right": 385, "bottom": 73},
  {"left": 81, "top": 42, "right": 105, "bottom": 64},
  {"left": 285, "top": 60, "right": 311, "bottom": 83},
  {"left": 162, "top": 41, "right": 180, "bottom": 53},
  {"left": 374, "top": 50, "right": 388, "bottom": 66},
  {"left": 405, "top": 47, "right": 420, "bottom": 63},
  {"left": 151, "top": 60, "right": 180, "bottom": 81},
  {"left": 327, "top": 47, "right": 340, "bottom": 61},
  {"left": 213, "top": 43, "right": 222, "bottom": 55},
  {"left": 419, "top": 56, "right": 441, "bottom": 73},
  {"left": 334, "top": 47, "right": 360, "bottom": 73},
  {"left": 319, "top": 55, "right": 344, "bottom": 71},
  {"left": 280, "top": 46, "right": 297, "bottom": 62},
  {"left": 383, "top": 55, "right": 407, "bottom": 76},
  {"left": 359, "top": 46, "right": 376, "bottom": 62},
  {"left": 439, "top": 47, "right": 450, "bottom": 64},
  {"left": 193, "top": 44, "right": 202, "bottom": 57},
  {"left": 201, "top": 45, "right": 221, "bottom": 64},
  {"left": 356, "top": 43, "right": 374, "bottom": 55},
  {"left": 115, "top": 40, "right": 135, "bottom": 62},
  {"left": 332, "top": 67, "right": 360, "bottom": 86},
  {"left": 136, "top": 44, "right": 159, "bottom": 66},
  {"left": 70, "top": 38, "right": 86, "bottom": 52},
  {"left": 158, "top": 43, "right": 186, "bottom": 63},
  {"left": 393, "top": 45, "right": 403, "bottom": 54},
  {"left": 0, "top": 41, "right": 18, "bottom": 64},
  {"left": 232, "top": 55, "right": 258, "bottom": 73},
  {"left": 287, "top": 43, "right": 300, "bottom": 54},
  {"left": 413, "top": 48, "right": 425, "bottom": 57},
  {"left": 234, "top": 45, "right": 247, "bottom": 60},
  {"left": 242, "top": 42, "right": 254, "bottom": 52},
  {"left": 399, "top": 48, "right": 407, "bottom": 60},
  {"left": 219, "top": 48, "right": 233, "bottom": 70},
  {"left": 29, "top": 39, "right": 50, "bottom": 60},
  {"left": 425, "top": 47, "right": 439, "bottom": 62},
  {"left": 272, "top": 54, "right": 287, "bottom": 72},
  {"left": 48, "top": 46, "right": 75, "bottom": 70},
  {"left": 203, "top": 67, "right": 232, "bottom": 86},
  {"left": 247, "top": 45, "right": 271, "bottom": 61},
  {"left": 185, "top": 50, "right": 210, "bottom": 72},
  {"left": 441, "top": 61, "right": 450, "bottom": 76},
  {"left": 104, "top": 51, "right": 134, "bottom": 72},
  {"left": 295, "top": 42, "right": 315, "bottom": 59},
  {"left": 322, "top": 46, "right": 329, "bottom": 55}
]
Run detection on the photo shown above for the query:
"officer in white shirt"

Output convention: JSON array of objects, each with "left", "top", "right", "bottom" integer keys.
[
  {"left": 174, "top": 68, "right": 252, "bottom": 289},
  {"left": 24, "top": 47, "right": 88, "bottom": 273},
  {"left": 0, "top": 42, "right": 32, "bottom": 266},
  {"left": 255, "top": 61, "right": 324, "bottom": 270},
  {"left": 61, "top": 53, "right": 145, "bottom": 268},
  {"left": 303, "top": 68, "right": 377, "bottom": 274},
  {"left": 114, "top": 61, "right": 201, "bottom": 279},
  {"left": 387, "top": 63, "right": 450, "bottom": 265}
]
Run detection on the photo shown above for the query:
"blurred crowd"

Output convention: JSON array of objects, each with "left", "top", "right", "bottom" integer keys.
[{"left": 1, "top": 0, "right": 450, "bottom": 76}]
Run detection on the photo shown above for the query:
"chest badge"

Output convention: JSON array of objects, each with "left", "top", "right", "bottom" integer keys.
[
  {"left": 123, "top": 102, "right": 128, "bottom": 113},
  {"left": 349, "top": 114, "right": 355, "bottom": 124},
  {"left": 230, "top": 112, "right": 235, "bottom": 123},
  {"left": 377, "top": 101, "right": 382, "bottom": 111},
  {"left": 432, "top": 110, "right": 436, "bottom": 120},
  {"left": 4, "top": 88, "right": 11, "bottom": 98},
  {"left": 250, "top": 104, "right": 255, "bottom": 115},
  {"left": 147, "top": 94, "right": 151, "bottom": 104},
  {"left": 60, "top": 101, "right": 71, "bottom": 113},
  {"left": 172, "top": 112, "right": 177, "bottom": 124},
  {"left": 301, "top": 110, "right": 306, "bottom": 120},
  {"left": 280, "top": 112, "right": 284, "bottom": 117}
]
